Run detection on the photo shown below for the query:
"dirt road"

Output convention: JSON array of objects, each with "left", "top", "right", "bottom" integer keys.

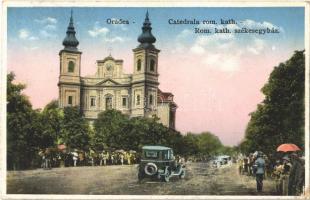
[{"left": 7, "top": 162, "right": 277, "bottom": 195}]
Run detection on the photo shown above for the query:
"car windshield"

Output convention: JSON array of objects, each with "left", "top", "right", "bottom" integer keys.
[{"left": 163, "top": 150, "right": 173, "bottom": 160}]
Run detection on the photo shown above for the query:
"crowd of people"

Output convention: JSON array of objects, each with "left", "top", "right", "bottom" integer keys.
[
  {"left": 38, "top": 145, "right": 305, "bottom": 196},
  {"left": 38, "top": 147, "right": 138, "bottom": 169},
  {"left": 237, "top": 151, "right": 305, "bottom": 196}
]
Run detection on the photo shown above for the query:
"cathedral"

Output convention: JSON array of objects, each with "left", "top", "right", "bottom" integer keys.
[{"left": 58, "top": 11, "right": 177, "bottom": 129}]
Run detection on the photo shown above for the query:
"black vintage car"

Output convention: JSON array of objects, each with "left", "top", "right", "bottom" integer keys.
[{"left": 138, "top": 146, "right": 185, "bottom": 182}]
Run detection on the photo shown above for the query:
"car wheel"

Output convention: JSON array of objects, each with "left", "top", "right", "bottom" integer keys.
[
  {"left": 179, "top": 169, "right": 185, "bottom": 179},
  {"left": 163, "top": 174, "right": 170, "bottom": 182},
  {"left": 144, "top": 163, "right": 158, "bottom": 176},
  {"left": 162, "top": 168, "right": 171, "bottom": 182},
  {"left": 138, "top": 171, "right": 144, "bottom": 181}
]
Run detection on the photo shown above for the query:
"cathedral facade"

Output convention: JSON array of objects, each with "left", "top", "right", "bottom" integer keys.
[{"left": 58, "top": 12, "right": 177, "bottom": 129}]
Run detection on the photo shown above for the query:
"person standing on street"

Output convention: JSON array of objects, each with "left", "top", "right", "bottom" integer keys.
[
  {"left": 254, "top": 151, "right": 265, "bottom": 193},
  {"left": 288, "top": 153, "right": 304, "bottom": 195},
  {"left": 72, "top": 150, "right": 78, "bottom": 167},
  {"left": 120, "top": 153, "right": 124, "bottom": 165}
]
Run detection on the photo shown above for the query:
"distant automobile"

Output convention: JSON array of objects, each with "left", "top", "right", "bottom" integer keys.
[
  {"left": 212, "top": 159, "right": 223, "bottom": 168},
  {"left": 212, "top": 155, "right": 232, "bottom": 167},
  {"left": 138, "top": 146, "right": 186, "bottom": 182}
]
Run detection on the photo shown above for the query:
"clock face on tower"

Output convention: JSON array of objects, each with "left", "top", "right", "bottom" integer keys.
[
  {"left": 107, "top": 64, "right": 113, "bottom": 71},
  {"left": 105, "top": 63, "right": 114, "bottom": 77},
  {"left": 106, "top": 64, "right": 113, "bottom": 71}
]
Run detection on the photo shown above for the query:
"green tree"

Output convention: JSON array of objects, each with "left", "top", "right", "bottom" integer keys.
[
  {"left": 197, "top": 132, "right": 223, "bottom": 156},
  {"left": 41, "top": 100, "right": 64, "bottom": 146},
  {"left": 92, "top": 110, "right": 227, "bottom": 156},
  {"left": 182, "top": 133, "right": 200, "bottom": 156},
  {"left": 7, "top": 72, "right": 42, "bottom": 169},
  {"left": 125, "top": 116, "right": 184, "bottom": 152},
  {"left": 125, "top": 117, "right": 152, "bottom": 151},
  {"left": 61, "top": 106, "right": 90, "bottom": 150},
  {"left": 219, "top": 145, "right": 238, "bottom": 157},
  {"left": 241, "top": 50, "right": 305, "bottom": 155},
  {"left": 93, "top": 110, "right": 184, "bottom": 152},
  {"left": 181, "top": 132, "right": 225, "bottom": 158},
  {"left": 93, "top": 109, "right": 130, "bottom": 150},
  {"left": 164, "top": 129, "right": 184, "bottom": 155}
]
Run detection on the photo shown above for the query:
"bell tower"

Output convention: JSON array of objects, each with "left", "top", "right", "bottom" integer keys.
[
  {"left": 132, "top": 11, "right": 160, "bottom": 117},
  {"left": 58, "top": 10, "right": 82, "bottom": 108}
]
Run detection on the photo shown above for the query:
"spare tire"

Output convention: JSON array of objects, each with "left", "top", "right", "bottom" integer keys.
[{"left": 144, "top": 162, "right": 158, "bottom": 176}]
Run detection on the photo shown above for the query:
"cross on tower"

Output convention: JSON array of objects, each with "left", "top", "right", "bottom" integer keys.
[{"left": 108, "top": 47, "right": 113, "bottom": 56}]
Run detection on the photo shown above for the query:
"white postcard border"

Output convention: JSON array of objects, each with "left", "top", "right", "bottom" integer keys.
[{"left": 0, "top": 1, "right": 309, "bottom": 200}]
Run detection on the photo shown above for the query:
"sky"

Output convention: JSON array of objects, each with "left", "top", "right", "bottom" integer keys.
[{"left": 7, "top": 7, "right": 305, "bottom": 146}]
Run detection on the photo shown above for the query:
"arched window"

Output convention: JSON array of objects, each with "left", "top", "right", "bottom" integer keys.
[
  {"left": 122, "top": 97, "right": 127, "bottom": 107},
  {"left": 68, "top": 96, "right": 73, "bottom": 105},
  {"left": 136, "top": 95, "right": 140, "bottom": 105},
  {"left": 149, "top": 94, "right": 153, "bottom": 105},
  {"left": 150, "top": 59, "right": 155, "bottom": 72},
  {"left": 137, "top": 59, "right": 141, "bottom": 71},
  {"left": 105, "top": 96, "right": 113, "bottom": 110},
  {"left": 90, "top": 96, "right": 96, "bottom": 107},
  {"left": 68, "top": 61, "right": 75, "bottom": 72}
]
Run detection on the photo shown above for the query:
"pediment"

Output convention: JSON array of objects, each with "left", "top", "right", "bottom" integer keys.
[{"left": 96, "top": 78, "right": 120, "bottom": 86}]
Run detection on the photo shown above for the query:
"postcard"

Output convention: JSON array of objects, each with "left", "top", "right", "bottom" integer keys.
[{"left": 1, "top": 1, "right": 309, "bottom": 199}]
